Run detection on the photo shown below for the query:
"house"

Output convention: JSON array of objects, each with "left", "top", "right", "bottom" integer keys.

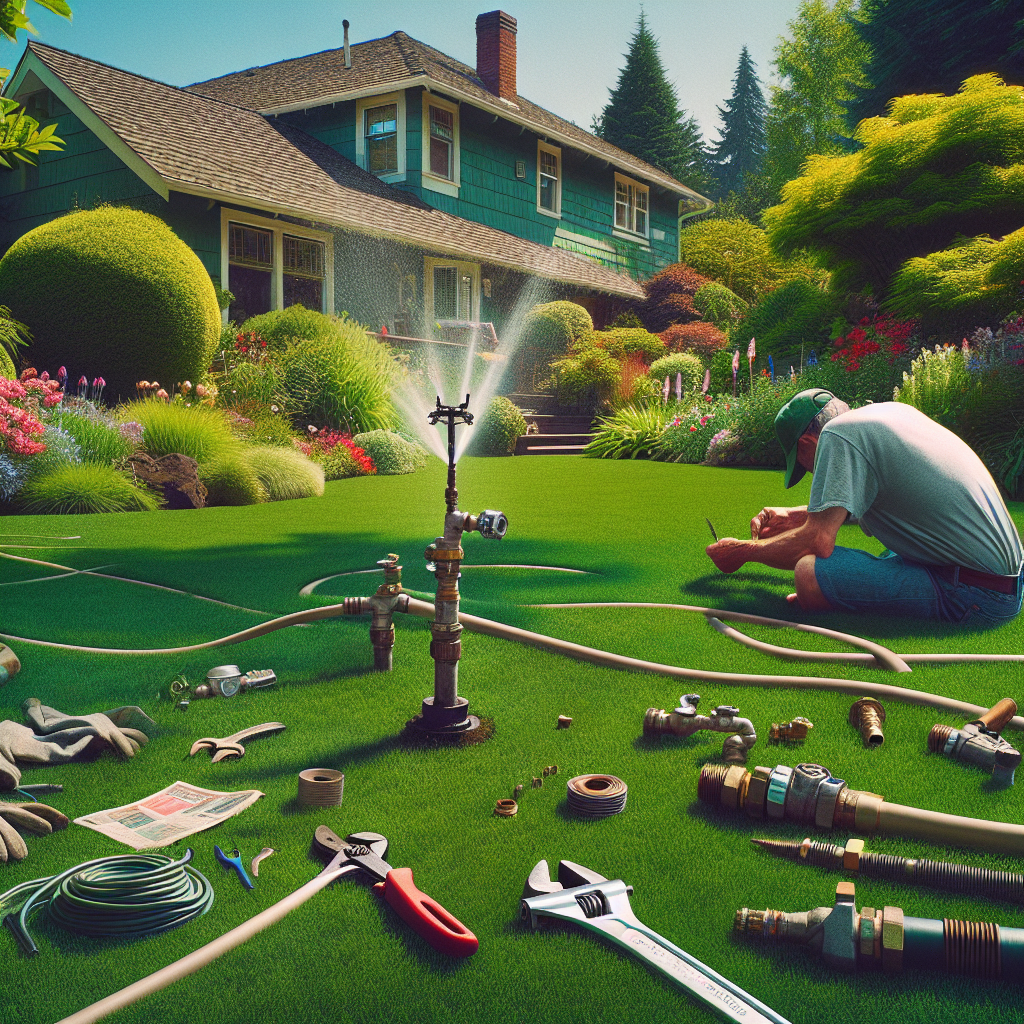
[{"left": 0, "top": 11, "right": 710, "bottom": 348}]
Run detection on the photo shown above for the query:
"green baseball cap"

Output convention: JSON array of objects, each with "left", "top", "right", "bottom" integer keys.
[{"left": 775, "top": 388, "right": 836, "bottom": 488}]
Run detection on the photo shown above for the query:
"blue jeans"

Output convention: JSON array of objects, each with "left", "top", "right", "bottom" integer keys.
[{"left": 812, "top": 547, "right": 1024, "bottom": 625}]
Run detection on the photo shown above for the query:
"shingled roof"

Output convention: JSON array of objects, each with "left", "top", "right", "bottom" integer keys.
[
  {"left": 16, "top": 42, "right": 646, "bottom": 299},
  {"left": 186, "top": 30, "right": 708, "bottom": 203}
]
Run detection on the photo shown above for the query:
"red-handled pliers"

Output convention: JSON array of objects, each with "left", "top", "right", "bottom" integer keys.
[{"left": 314, "top": 826, "right": 478, "bottom": 958}]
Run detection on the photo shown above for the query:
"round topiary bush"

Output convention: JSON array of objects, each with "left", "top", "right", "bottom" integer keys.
[
  {"left": 520, "top": 301, "right": 593, "bottom": 353},
  {"left": 467, "top": 396, "right": 527, "bottom": 456},
  {"left": 239, "top": 305, "right": 337, "bottom": 351},
  {"left": 648, "top": 352, "right": 704, "bottom": 394},
  {"left": 351, "top": 429, "right": 427, "bottom": 474},
  {"left": 0, "top": 207, "right": 221, "bottom": 403}
]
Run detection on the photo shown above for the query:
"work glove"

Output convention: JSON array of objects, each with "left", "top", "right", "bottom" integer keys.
[
  {"left": 22, "top": 698, "right": 153, "bottom": 758},
  {"left": 0, "top": 801, "right": 69, "bottom": 862}
]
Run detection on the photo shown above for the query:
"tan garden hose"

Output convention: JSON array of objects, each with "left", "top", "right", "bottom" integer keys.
[{"left": 2, "top": 595, "right": 1022, "bottom": 731}]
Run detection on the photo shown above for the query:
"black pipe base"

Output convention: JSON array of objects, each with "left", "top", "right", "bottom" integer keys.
[{"left": 412, "top": 696, "right": 480, "bottom": 735}]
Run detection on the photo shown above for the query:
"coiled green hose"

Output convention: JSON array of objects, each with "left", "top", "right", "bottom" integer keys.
[{"left": 1, "top": 849, "right": 214, "bottom": 955}]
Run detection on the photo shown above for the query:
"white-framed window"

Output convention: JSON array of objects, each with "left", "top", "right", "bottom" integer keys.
[
  {"left": 356, "top": 92, "right": 406, "bottom": 183},
  {"left": 424, "top": 257, "right": 479, "bottom": 326},
  {"left": 537, "top": 141, "right": 561, "bottom": 217},
  {"left": 614, "top": 172, "right": 649, "bottom": 239},
  {"left": 220, "top": 209, "right": 333, "bottom": 323},
  {"left": 421, "top": 94, "right": 460, "bottom": 197}
]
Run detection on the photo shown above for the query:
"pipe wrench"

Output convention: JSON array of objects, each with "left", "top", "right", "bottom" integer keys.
[{"left": 521, "top": 859, "right": 792, "bottom": 1024}]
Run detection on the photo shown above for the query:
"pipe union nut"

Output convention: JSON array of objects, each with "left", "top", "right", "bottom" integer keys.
[
  {"left": 881, "top": 906, "right": 904, "bottom": 974},
  {"left": 721, "top": 765, "right": 749, "bottom": 811},
  {"left": 745, "top": 766, "right": 772, "bottom": 819},
  {"left": 843, "top": 838, "right": 866, "bottom": 872},
  {"left": 786, "top": 763, "right": 831, "bottom": 824},
  {"left": 814, "top": 776, "right": 847, "bottom": 829}
]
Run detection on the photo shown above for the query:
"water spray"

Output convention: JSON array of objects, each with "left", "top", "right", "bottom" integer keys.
[{"left": 414, "top": 395, "right": 507, "bottom": 735}]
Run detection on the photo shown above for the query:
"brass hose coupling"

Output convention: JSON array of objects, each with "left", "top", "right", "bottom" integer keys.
[
  {"left": 848, "top": 698, "right": 885, "bottom": 747},
  {"left": 697, "top": 762, "right": 1024, "bottom": 856},
  {"left": 644, "top": 694, "right": 756, "bottom": 764},
  {"left": 927, "top": 698, "right": 1020, "bottom": 786},
  {"left": 734, "top": 881, "right": 1024, "bottom": 982}
]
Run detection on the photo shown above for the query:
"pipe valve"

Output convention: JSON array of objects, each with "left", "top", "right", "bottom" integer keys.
[
  {"left": 927, "top": 698, "right": 1020, "bottom": 786},
  {"left": 644, "top": 694, "right": 756, "bottom": 764}
]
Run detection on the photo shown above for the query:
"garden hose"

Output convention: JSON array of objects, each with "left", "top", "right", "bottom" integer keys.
[
  {"left": 1, "top": 849, "right": 214, "bottom": 956},
  {"left": 3, "top": 592, "right": 1023, "bottom": 731}
]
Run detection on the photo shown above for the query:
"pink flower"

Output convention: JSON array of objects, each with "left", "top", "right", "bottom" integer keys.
[
  {"left": 156, "top": 388, "right": 169, "bottom": 401},
  {"left": 689, "top": 425, "right": 697, "bottom": 433}
]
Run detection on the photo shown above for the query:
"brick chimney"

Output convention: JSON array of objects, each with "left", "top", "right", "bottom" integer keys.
[{"left": 476, "top": 10, "right": 517, "bottom": 101}]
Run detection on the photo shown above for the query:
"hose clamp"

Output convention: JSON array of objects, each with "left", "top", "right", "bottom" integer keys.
[
  {"left": 766, "top": 766, "right": 793, "bottom": 819},
  {"left": 943, "top": 729, "right": 961, "bottom": 756}
]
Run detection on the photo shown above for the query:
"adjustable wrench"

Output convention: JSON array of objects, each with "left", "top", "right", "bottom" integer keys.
[
  {"left": 521, "top": 859, "right": 791, "bottom": 1024},
  {"left": 314, "top": 826, "right": 478, "bottom": 957}
]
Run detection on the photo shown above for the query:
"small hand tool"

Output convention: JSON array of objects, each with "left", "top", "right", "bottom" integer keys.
[
  {"left": 314, "top": 826, "right": 478, "bottom": 957},
  {"left": 214, "top": 845, "right": 254, "bottom": 890},
  {"left": 251, "top": 847, "right": 275, "bottom": 877},
  {"left": 189, "top": 722, "right": 286, "bottom": 762},
  {"left": 521, "top": 859, "right": 792, "bottom": 1024},
  {"left": 705, "top": 517, "right": 718, "bottom": 542}
]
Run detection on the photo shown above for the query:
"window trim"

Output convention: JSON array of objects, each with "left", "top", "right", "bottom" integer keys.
[
  {"left": 355, "top": 92, "right": 406, "bottom": 183},
  {"left": 612, "top": 171, "right": 650, "bottom": 241},
  {"left": 536, "top": 140, "right": 561, "bottom": 219},
  {"left": 423, "top": 256, "right": 479, "bottom": 329},
  {"left": 220, "top": 208, "right": 334, "bottom": 322},
  {"left": 421, "top": 93, "right": 460, "bottom": 197}
]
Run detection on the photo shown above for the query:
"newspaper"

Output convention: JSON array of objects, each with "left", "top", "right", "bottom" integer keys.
[{"left": 74, "top": 781, "right": 264, "bottom": 850}]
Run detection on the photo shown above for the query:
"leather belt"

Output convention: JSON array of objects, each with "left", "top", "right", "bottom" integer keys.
[{"left": 935, "top": 565, "right": 1021, "bottom": 595}]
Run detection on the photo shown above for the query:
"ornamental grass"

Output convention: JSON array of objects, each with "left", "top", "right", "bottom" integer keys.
[{"left": 14, "top": 461, "right": 161, "bottom": 514}]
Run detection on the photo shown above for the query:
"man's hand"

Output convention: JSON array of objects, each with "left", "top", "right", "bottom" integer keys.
[
  {"left": 706, "top": 537, "right": 749, "bottom": 574},
  {"left": 750, "top": 505, "right": 808, "bottom": 539}
]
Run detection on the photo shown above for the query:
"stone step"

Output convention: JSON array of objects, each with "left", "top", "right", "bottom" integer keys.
[{"left": 514, "top": 433, "right": 593, "bottom": 456}]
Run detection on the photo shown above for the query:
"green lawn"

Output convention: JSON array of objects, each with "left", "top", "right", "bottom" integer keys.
[{"left": 1, "top": 456, "right": 1021, "bottom": 1024}]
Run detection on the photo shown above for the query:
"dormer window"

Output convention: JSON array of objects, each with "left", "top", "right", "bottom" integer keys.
[
  {"left": 614, "top": 173, "right": 649, "bottom": 239},
  {"left": 355, "top": 92, "right": 405, "bottom": 182},
  {"left": 421, "top": 94, "right": 460, "bottom": 197},
  {"left": 429, "top": 105, "right": 454, "bottom": 179},
  {"left": 364, "top": 102, "right": 398, "bottom": 175},
  {"left": 537, "top": 141, "right": 561, "bottom": 217}
]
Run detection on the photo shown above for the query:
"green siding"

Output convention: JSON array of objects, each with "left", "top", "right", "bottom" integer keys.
[
  {"left": 278, "top": 86, "right": 684, "bottom": 281},
  {"left": 0, "top": 101, "right": 157, "bottom": 253}
]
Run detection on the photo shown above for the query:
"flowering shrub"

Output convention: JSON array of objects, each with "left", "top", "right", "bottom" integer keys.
[
  {"left": 0, "top": 373, "right": 62, "bottom": 456},
  {"left": 298, "top": 429, "right": 377, "bottom": 480},
  {"left": 826, "top": 315, "right": 919, "bottom": 405},
  {"left": 653, "top": 401, "right": 722, "bottom": 463},
  {"left": 703, "top": 427, "right": 744, "bottom": 466},
  {"left": 894, "top": 344, "right": 972, "bottom": 427}
]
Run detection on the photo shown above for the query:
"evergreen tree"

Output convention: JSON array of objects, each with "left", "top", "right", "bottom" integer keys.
[
  {"left": 763, "top": 0, "right": 870, "bottom": 202},
  {"left": 594, "top": 13, "right": 710, "bottom": 192},
  {"left": 845, "top": 0, "right": 1024, "bottom": 130},
  {"left": 711, "top": 46, "right": 767, "bottom": 198}
]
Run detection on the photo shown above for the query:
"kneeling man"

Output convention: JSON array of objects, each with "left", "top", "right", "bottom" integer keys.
[{"left": 706, "top": 389, "right": 1023, "bottom": 624}]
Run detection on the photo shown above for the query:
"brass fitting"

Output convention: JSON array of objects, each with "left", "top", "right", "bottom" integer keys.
[
  {"left": 849, "top": 698, "right": 886, "bottom": 747},
  {"left": 927, "top": 698, "right": 1020, "bottom": 786},
  {"left": 769, "top": 717, "right": 813, "bottom": 743},
  {"left": 698, "top": 761, "right": 1024, "bottom": 856},
  {"left": 643, "top": 695, "right": 757, "bottom": 764}
]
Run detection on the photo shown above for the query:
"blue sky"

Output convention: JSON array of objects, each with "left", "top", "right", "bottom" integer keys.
[{"left": 5, "top": 0, "right": 805, "bottom": 143}]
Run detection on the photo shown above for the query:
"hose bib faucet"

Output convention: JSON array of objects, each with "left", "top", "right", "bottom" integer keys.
[{"left": 415, "top": 395, "right": 507, "bottom": 735}]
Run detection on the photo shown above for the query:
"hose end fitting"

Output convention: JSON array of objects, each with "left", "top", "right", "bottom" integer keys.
[{"left": 849, "top": 698, "right": 886, "bottom": 747}]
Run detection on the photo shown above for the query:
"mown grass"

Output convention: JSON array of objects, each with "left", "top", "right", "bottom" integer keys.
[{"left": 0, "top": 457, "right": 1021, "bottom": 1024}]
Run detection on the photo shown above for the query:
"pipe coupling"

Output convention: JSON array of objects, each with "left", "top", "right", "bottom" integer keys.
[{"left": 849, "top": 698, "right": 886, "bottom": 747}]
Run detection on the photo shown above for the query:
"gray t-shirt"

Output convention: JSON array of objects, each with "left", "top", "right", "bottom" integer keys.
[{"left": 807, "top": 403, "right": 1023, "bottom": 575}]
